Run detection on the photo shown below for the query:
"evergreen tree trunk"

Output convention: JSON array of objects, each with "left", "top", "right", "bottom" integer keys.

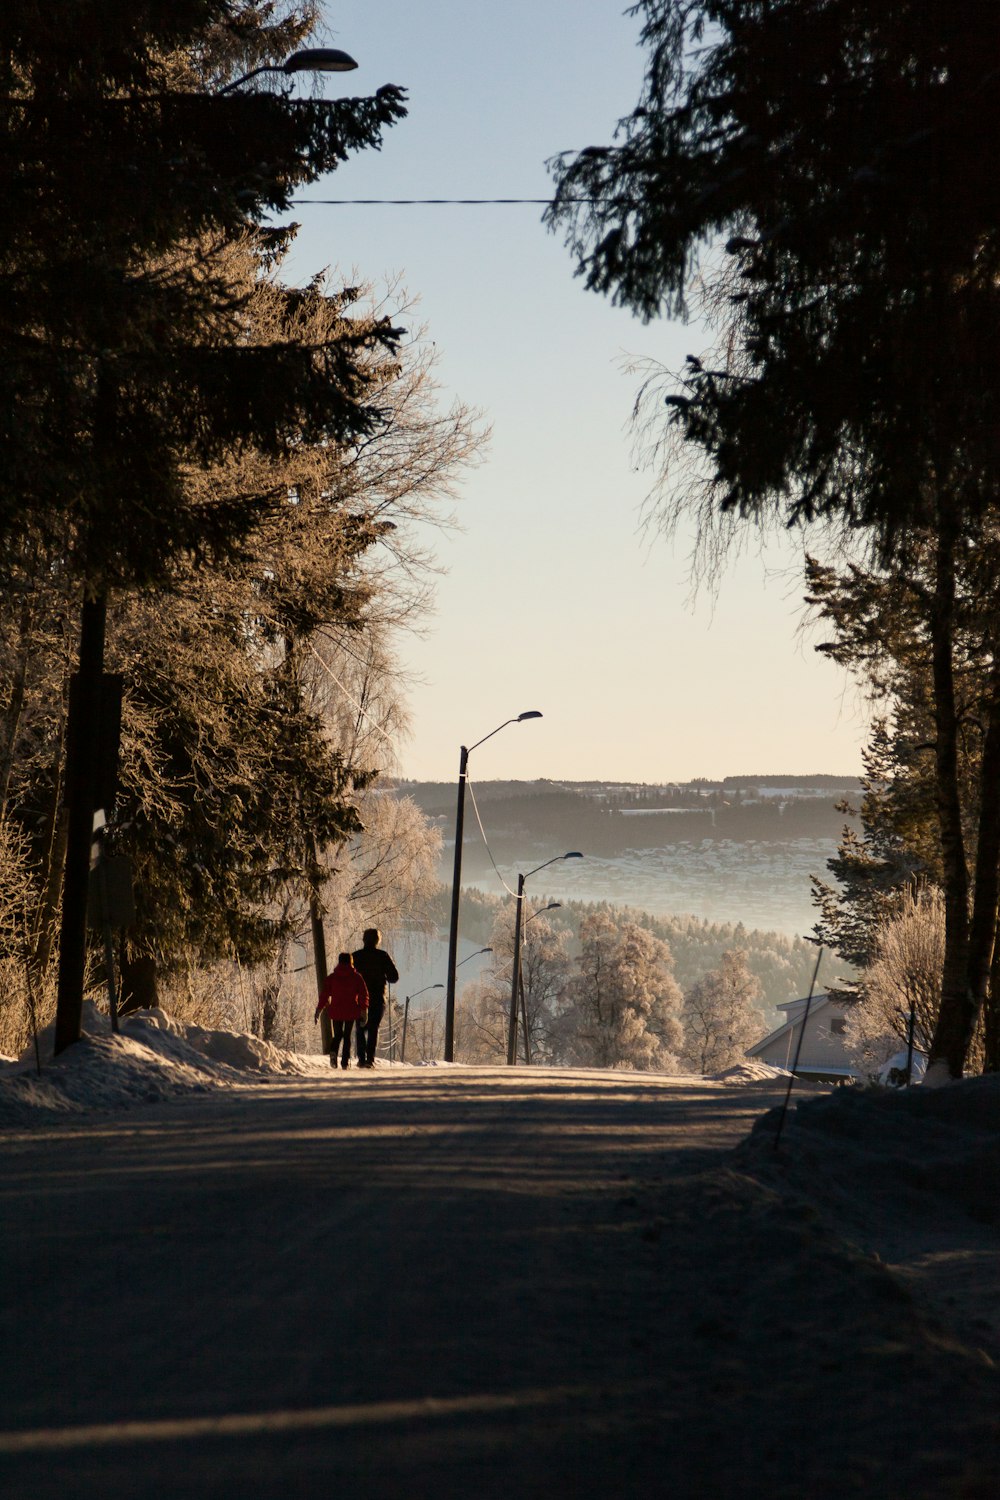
[
  {"left": 261, "top": 982, "right": 279, "bottom": 1042},
  {"left": 32, "top": 805, "right": 68, "bottom": 980},
  {"left": 986, "top": 926, "right": 1000, "bottom": 1073},
  {"left": 962, "top": 643, "right": 1000, "bottom": 1071},
  {"left": 927, "top": 524, "right": 974, "bottom": 1079}
]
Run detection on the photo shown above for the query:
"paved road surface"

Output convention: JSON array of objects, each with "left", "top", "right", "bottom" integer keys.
[{"left": 1, "top": 1069, "right": 997, "bottom": 1497}]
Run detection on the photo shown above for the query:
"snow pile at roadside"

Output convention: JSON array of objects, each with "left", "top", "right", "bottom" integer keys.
[
  {"left": 735, "top": 1072, "right": 1000, "bottom": 1357},
  {"left": 744, "top": 1070, "right": 1000, "bottom": 1227},
  {"left": 128, "top": 1007, "right": 328, "bottom": 1076},
  {"left": 708, "top": 1059, "right": 792, "bottom": 1084},
  {"left": 0, "top": 1003, "right": 330, "bottom": 1127}
]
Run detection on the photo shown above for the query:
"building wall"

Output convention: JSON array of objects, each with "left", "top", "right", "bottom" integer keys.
[{"left": 753, "top": 1000, "right": 856, "bottom": 1075}]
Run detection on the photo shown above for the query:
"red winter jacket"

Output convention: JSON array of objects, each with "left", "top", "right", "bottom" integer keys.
[{"left": 315, "top": 963, "right": 370, "bottom": 1023}]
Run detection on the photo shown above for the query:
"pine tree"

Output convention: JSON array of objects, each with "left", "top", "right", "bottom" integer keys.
[
  {"left": 811, "top": 721, "right": 933, "bottom": 978},
  {"left": 1, "top": 1, "right": 408, "bottom": 585},
  {"left": 547, "top": 1, "right": 1000, "bottom": 1077},
  {"left": 1, "top": 2, "right": 409, "bottom": 1045},
  {"left": 805, "top": 535, "right": 1000, "bottom": 1070}
]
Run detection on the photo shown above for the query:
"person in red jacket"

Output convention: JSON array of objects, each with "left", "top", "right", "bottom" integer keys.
[{"left": 315, "top": 953, "right": 370, "bottom": 1071}]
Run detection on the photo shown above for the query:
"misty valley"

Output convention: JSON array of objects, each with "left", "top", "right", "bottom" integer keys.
[{"left": 403, "top": 775, "right": 859, "bottom": 939}]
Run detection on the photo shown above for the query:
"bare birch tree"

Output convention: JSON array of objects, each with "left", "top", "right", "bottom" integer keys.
[{"left": 680, "top": 949, "right": 766, "bottom": 1075}]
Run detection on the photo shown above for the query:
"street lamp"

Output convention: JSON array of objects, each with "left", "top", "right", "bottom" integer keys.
[
  {"left": 517, "top": 906, "right": 560, "bottom": 1065},
  {"left": 401, "top": 983, "right": 443, "bottom": 1063},
  {"left": 402, "top": 948, "right": 491, "bottom": 1063},
  {"left": 507, "top": 855, "right": 582, "bottom": 1065},
  {"left": 443, "top": 711, "right": 542, "bottom": 1062},
  {"left": 484, "top": 918, "right": 555, "bottom": 1065},
  {"left": 217, "top": 48, "right": 359, "bottom": 95},
  {"left": 527, "top": 902, "right": 561, "bottom": 924},
  {"left": 515, "top": 900, "right": 563, "bottom": 1068}
]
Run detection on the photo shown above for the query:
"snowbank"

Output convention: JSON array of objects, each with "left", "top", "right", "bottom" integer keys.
[
  {"left": 745, "top": 1070, "right": 1000, "bottom": 1222},
  {"left": 708, "top": 1059, "right": 792, "bottom": 1085},
  {"left": 736, "top": 1071, "right": 1000, "bottom": 1359},
  {"left": 0, "top": 1003, "right": 331, "bottom": 1128}
]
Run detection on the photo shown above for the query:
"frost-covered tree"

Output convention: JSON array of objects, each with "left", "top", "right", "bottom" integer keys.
[
  {"left": 553, "top": 913, "right": 683, "bottom": 1071},
  {"left": 0, "top": 815, "right": 46, "bottom": 1054},
  {"left": 680, "top": 948, "right": 765, "bottom": 1075},
  {"left": 846, "top": 886, "right": 982, "bottom": 1078}
]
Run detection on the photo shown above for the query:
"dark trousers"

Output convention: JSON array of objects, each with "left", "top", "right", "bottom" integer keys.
[
  {"left": 356, "top": 1002, "right": 384, "bottom": 1065},
  {"left": 332, "top": 1019, "right": 354, "bottom": 1067}
]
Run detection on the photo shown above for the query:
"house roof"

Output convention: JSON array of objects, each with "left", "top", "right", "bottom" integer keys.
[
  {"left": 747, "top": 992, "right": 836, "bottom": 1058},
  {"left": 775, "top": 992, "right": 830, "bottom": 1013}
]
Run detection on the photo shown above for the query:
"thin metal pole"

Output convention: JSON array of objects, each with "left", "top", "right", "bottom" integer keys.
[
  {"left": 506, "top": 874, "right": 525, "bottom": 1065},
  {"left": 23, "top": 929, "right": 42, "bottom": 1076},
  {"left": 773, "top": 947, "right": 823, "bottom": 1150},
  {"left": 401, "top": 996, "right": 411, "bottom": 1063},
  {"left": 519, "top": 970, "right": 530, "bottom": 1064},
  {"left": 97, "top": 857, "right": 119, "bottom": 1034},
  {"left": 905, "top": 1000, "right": 916, "bottom": 1084},
  {"left": 443, "top": 744, "right": 468, "bottom": 1062},
  {"left": 307, "top": 836, "right": 332, "bottom": 1059},
  {"left": 55, "top": 591, "right": 107, "bottom": 1055}
]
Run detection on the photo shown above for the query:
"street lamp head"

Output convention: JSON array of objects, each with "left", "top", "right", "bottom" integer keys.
[
  {"left": 456, "top": 948, "right": 493, "bottom": 970},
  {"left": 408, "top": 981, "right": 444, "bottom": 1002},
  {"left": 563, "top": 851, "right": 583, "bottom": 860},
  {"left": 283, "top": 48, "right": 359, "bottom": 74},
  {"left": 217, "top": 47, "right": 359, "bottom": 95},
  {"left": 525, "top": 901, "right": 560, "bottom": 926},
  {"left": 517, "top": 710, "right": 543, "bottom": 722}
]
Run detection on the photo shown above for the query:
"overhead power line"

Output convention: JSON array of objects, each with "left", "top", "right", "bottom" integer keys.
[
  {"left": 292, "top": 197, "right": 599, "bottom": 206},
  {"left": 465, "top": 774, "right": 519, "bottom": 900}
]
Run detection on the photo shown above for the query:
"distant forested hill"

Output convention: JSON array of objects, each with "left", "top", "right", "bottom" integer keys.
[{"left": 398, "top": 776, "right": 861, "bottom": 862}]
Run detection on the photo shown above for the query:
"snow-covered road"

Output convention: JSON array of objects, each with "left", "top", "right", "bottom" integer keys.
[{"left": 2, "top": 1065, "right": 998, "bottom": 1498}]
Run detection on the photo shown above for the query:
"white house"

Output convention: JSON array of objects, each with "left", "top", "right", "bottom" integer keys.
[{"left": 747, "top": 993, "right": 862, "bottom": 1083}]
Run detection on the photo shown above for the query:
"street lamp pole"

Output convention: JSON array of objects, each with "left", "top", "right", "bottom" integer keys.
[
  {"left": 401, "top": 983, "right": 443, "bottom": 1063},
  {"left": 507, "top": 873, "right": 526, "bottom": 1067},
  {"left": 517, "top": 905, "right": 560, "bottom": 1066},
  {"left": 443, "top": 711, "right": 541, "bottom": 1062},
  {"left": 506, "top": 856, "right": 581, "bottom": 1066},
  {"left": 403, "top": 947, "right": 491, "bottom": 1063}
]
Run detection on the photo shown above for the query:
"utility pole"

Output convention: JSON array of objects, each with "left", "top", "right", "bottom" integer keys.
[
  {"left": 310, "top": 892, "right": 332, "bottom": 1057},
  {"left": 443, "top": 744, "right": 469, "bottom": 1062},
  {"left": 506, "top": 874, "right": 526, "bottom": 1066}
]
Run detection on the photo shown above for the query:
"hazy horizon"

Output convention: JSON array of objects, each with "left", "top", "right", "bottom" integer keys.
[{"left": 394, "top": 770, "right": 861, "bottom": 787}]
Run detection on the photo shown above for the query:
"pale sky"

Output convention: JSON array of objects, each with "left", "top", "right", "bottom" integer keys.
[{"left": 285, "top": 1, "right": 869, "bottom": 784}]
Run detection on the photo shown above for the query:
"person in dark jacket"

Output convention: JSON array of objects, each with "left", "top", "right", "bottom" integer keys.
[
  {"left": 315, "top": 953, "right": 369, "bottom": 1070},
  {"left": 352, "top": 928, "right": 399, "bottom": 1068}
]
